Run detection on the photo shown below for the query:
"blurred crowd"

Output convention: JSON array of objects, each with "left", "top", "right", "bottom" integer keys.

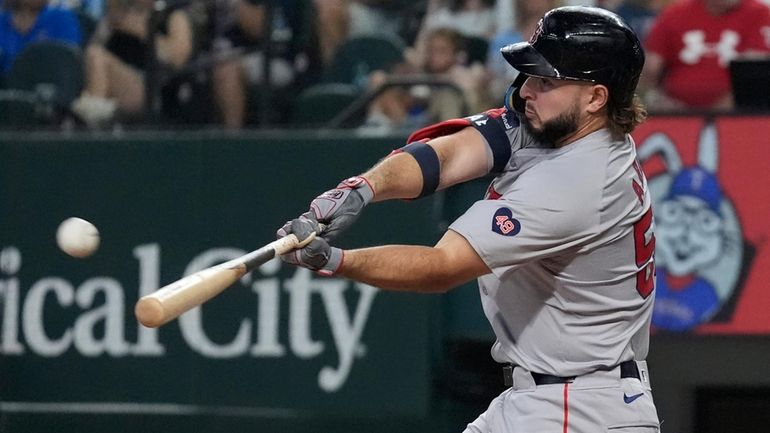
[{"left": 2, "top": 0, "right": 770, "bottom": 131}]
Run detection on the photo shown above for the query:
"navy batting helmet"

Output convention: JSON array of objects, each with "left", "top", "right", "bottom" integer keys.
[{"left": 501, "top": 6, "right": 644, "bottom": 113}]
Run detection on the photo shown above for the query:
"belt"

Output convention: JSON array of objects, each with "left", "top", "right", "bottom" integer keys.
[{"left": 503, "top": 360, "right": 640, "bottom": 387}]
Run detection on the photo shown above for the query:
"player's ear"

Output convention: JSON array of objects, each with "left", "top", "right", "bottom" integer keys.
[{"left": 586, "top": 84, "right": 609, "bottom": 114}]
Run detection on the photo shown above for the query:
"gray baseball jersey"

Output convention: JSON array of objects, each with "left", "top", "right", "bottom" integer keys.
[{"left": 449, "top": 108, "right": 656, "bottom": 377}]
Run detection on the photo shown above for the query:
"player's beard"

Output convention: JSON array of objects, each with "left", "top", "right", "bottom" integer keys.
[{"left": 522, "top": 100, "right": 581, "bottom": 147}]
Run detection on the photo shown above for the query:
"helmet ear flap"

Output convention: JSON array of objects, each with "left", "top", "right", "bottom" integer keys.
[{"left": 504, "top": 73, "right": 528, "bottom": 114}]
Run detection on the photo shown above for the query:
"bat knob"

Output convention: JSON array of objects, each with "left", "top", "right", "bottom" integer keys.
[{"left": 135, "top": 297, "right": 166, "bottom": 328}]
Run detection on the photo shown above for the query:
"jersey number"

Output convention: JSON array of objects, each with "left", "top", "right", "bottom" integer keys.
[{"left": 633, "top": 207, "right": 656, "bottom": 299}]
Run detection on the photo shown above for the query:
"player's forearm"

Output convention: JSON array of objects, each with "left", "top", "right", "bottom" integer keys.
[
  {"left": 362, "top": 153, "right": 424, "bottom": 202},
  {"left": 363, "top": 127, "right": 490, "bottom": 202},
  {"left": 337, "top": 245, "right": 466, "bottom": 293}
]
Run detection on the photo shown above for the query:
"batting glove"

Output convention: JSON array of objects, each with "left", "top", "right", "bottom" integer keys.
[
  {"left": 277, "top": 216, "right": 343, "bottom": 276},
  {"left": 308, "top": 176, "right": 374, "bottom": 241}
]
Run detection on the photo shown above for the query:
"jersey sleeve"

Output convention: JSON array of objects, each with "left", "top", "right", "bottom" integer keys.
[
  {"left": 407, "top": 107, "right": 521, "bottom": 174},
  {"left": 449, "top": 157, "right": 604, "bottom": 278}
]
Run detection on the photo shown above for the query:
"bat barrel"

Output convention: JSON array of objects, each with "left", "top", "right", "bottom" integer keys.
[
  {"left": 135, "top": 297, "right": 167, "bottom": 328},
  {"left": 134, "top": 232, "right": 315, "bottom": 328},
  {"left": 135, "top": 263, "right": 248, "bottom": 328}
]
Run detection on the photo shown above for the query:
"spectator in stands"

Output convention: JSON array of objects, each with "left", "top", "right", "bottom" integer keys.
[
  {"left": 363, "top": 27, "right": 486, "bottom": 132},
  {"left": 0, "top": 0, "right": 82, "bottom": 79},
  {"left": 313, "top": 0, "right": 349, "bottom": 67},
  {"left": 640, "top": 0, "right": 770, "bottom": 112},
  {"left": 614, "top": 0, "right": 672, "bottom": 43},
  {"left": 71, "top": 0, "right": 194, "bottom": 127},
  {"left": 312, "top": 0, "right": 417, "bottom": 68},
  {"left": 406, "top": 0, "right": 495, "bottom": 78},
  {"left": 49, "top": 0, "right": 105, "bottom": 21},
  {"left": 420, "top": 0, "right": 496, "bottom": 40},
  {"left": 486, "top": 0, "right": 560, "bottom": 98},
  {"left": 49, "top": 0, "right": 108, "bottom": 46},
  {"left": 422, "top": 27, "right": 489, "bottom": 117},
  {"left": 347, "top": 0, "right": 414, "bottom": 38},
  {"left": 210, "top": 0, "right": 321, "bottom": 129}
]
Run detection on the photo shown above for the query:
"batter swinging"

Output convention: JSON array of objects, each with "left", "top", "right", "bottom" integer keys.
[{"left": 278, "top": 6, "right": 661, "bottom": 433}]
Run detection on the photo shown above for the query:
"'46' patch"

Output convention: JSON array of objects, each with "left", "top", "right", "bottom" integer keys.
[{"left": 492, "top": 208, "right": 521, "bottom": 236}]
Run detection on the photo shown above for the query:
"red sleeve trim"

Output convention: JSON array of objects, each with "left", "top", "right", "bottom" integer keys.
[{"left": 406, "top": 118, "right": 473, "bottom": 143}]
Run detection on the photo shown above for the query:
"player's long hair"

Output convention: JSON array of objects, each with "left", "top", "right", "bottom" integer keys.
[{"left": 608, "top": 94, "right": 647, "bottom": 136}]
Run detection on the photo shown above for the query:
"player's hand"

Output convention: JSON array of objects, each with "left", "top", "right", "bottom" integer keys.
[
  {"left": 307, "top": 176, "right": 374, "bottom": 241},
  {"left": 277, "top": 216, "right": 343, "bottom": 276}
]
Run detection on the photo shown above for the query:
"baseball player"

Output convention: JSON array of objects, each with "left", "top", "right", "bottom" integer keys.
[{"left": 278, "top": 6, "right": 660, "bottom": 433}]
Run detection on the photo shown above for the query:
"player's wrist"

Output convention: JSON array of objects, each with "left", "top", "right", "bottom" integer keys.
[
  {"left": 316, "top": 247, "right": 343, "bottom": 276},
  {"left": 338, "top": 176, "right": 375, "bottom": 204}
]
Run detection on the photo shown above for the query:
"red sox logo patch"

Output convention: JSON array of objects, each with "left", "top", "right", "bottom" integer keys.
[{"left": 492, "top": 208, "right": 521, "bottom": 236}]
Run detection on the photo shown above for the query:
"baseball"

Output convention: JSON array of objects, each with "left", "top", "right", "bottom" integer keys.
[{"left": 56, "top": 217, "right": 100, "bottom": 258}]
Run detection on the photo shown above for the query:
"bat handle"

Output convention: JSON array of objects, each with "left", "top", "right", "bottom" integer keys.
[
  {"left": 295, "top": 231, "right": 317, "bottom": 248},
  {"left": 242, "top": 223, "right": 326, "bottom": 272},
  {"left": 275, "top": 222, "right": 326, "bottom": 252},
  {"left": 295, "top": 222, "right": 327, "bottom": 248}
]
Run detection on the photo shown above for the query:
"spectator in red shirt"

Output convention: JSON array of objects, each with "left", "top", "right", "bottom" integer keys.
[{"left": 640, "top": 0, "right": 770, "bottom": 111}]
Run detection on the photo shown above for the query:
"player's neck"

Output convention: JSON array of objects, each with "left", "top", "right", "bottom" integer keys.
[
  {"left": 12, "top": 8, "right": 42, "bottom": 33},
  {"left": 555, "top": 116, "right": 607, "bottom": 148}
]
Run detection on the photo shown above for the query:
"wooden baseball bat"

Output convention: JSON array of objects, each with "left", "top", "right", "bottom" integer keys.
[{"left": 134, "top": 231, "right": 317, "bottom": 328}]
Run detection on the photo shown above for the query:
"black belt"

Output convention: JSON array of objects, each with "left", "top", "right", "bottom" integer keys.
[{"left": 503, "top": 360, "right": 640, "bottom": 387}]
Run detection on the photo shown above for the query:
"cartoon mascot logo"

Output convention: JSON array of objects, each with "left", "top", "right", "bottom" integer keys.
[{"left": 638, "top": 124, "right": 748, "bottom": 331}]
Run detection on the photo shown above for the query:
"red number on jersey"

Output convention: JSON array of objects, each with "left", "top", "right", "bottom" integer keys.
[{"left": 633, "top": 207, "right": 656, "bottom": 298}]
